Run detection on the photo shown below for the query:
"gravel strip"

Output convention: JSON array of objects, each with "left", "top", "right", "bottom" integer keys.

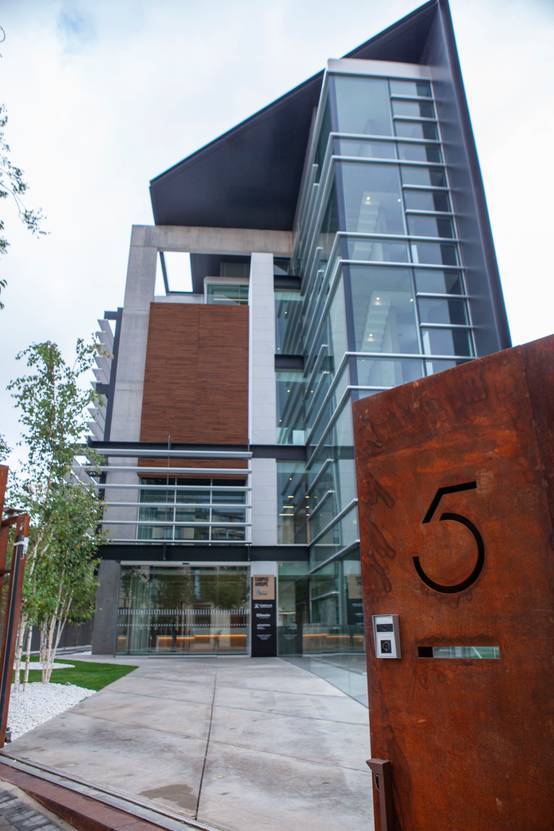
[{"left": 7, "top": 683, "right": 95, "bottom": 741}]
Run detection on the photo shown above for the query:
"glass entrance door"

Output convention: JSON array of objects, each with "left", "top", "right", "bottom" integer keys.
[{"left": 117, "top": 565, "right": 249, "bottom": 655}]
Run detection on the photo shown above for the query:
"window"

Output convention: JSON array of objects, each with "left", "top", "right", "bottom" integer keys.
[
  {"left": 418, "top": 297, "right": 468, "bottom": 325},
  {"left": 421, "top": 327, "right": 473, "bottom": 357},
  {"left": 333, "top": 75, "right": 393, "bottom": 136},
  {"left": 339, "top": 162, "right": 405, "bottom": 235},
  {"left": 137, "top": 478, "right": 248, "bottom": 542},
  {"left": 407, "top": 215, "right": 455, "bottom": 238},
  {"left": 335, "top": 138, "right": 397, "bottom": 160},
  {"left": 354, "top": 356, "right": 424, "bottom": 388},
  {"left": 401, "top": 166, "right": 447, "bottom": 187},
  {"left": 397, "top": 143, "right": 442, "bottom": 163},
  {"left": 404, "top": 189, "right": 451, "bottom": 212},
  {"left": 277, "top": 462, "right": 307, "bottom": 544},
  {"left": 275, "top": 290, "right": 303, "bottom": 354},
  {"left": 414, "top": 269, "right": 465, "bottom": 294},
  {"left": 276, "top": 370, "right": 305, "bottom": 445},
  {"left": 348, "top": 265, "right": 419, "bottom": 354},
  {"left": 411, "top": 241, "right": 459, "bottom": 266},
  {"left": 389, "top": 79, "right": 432, "bottom": 98},
  {"left": 392, "top": 99, "right": 435, "bottom": 118},
  {"left": 206, "top": 282, "right": 248, "bottom": 305},
  {"left": 394, "top": 120, "right": 438, "bottom": 140}
]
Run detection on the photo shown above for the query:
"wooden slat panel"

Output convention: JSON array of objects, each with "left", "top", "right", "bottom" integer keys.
[{"left": 140, "top": 304, "right": 248, "bottom": 445}]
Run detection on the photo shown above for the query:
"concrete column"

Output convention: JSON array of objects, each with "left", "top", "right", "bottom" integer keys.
[
  {"left": 110, "top": 225, "right": 157, "bottom": 442},
  {"left": 250, "top": 458, "right": 278, "bottom": 545},
  {"left": 106, "top": 226, "right": 157, "bottom": 540},
  {"left": 250, "top": 561, "right": 278, "bottom": 579},
  {"left": 92, "top": 560, "right": 121, "bottom": 655},
  {"left": 248, "top": 253, "right": 277, "bottom": 445}
]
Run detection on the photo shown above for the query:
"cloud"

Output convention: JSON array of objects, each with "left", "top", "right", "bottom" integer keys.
[{"left": 57, "top": 3, "right": 95, "bottom": 53}]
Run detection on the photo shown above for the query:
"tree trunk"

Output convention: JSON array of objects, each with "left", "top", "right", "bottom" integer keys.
[
  {"left": 41, "top": 615, "right": 57, "bottom": 684},
  {"left": 39, "top": 621, "right": 50, "bottom": 683},
  {"left": 12, "top": 616, "right": 27, "bottom": 692},
  {"left": 22, "top": 624, "right": 33, "bottom": 689}
]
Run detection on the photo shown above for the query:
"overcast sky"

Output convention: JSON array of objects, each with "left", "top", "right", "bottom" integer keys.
[{"left": 0, "top": 0, "right": 553, "bottom": 462}]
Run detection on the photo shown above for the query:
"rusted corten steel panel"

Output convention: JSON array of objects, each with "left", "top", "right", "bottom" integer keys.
[
  {"left": 353, "top": 335, "right": 554, "bottom": 831},
  {"left": 0, "top": 466, "right": 8, "bottom": 573},
  {"left": 140, "top": 303, "right": 248, "bottom": 445}
]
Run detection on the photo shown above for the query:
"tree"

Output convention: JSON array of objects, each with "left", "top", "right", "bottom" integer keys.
[
  {"left": 29, "top": 481, "right": 102, "bottom": 683},
  {"left": 8, "top": 338, "right": 105, "bottom": 684},
  {"left": 0, "top": 103, "right": 45, "bottom": 308}
]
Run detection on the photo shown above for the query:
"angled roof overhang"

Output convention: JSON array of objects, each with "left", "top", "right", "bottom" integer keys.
[{"left": 149, "top": 0, "right": 439, "bottom": 232}]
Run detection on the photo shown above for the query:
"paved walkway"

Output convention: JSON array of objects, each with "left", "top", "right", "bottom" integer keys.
[
  {"left": 0, "top": 782, "right": 74, "bottom": 831},
  {"left": 3, "top": 657, "right": 372, "bottom": 831}
]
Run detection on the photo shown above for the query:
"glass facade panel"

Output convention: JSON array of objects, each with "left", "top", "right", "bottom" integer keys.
[
  {"left": 275, "top": 290, "right": 303, "bottom": 354},
  {"left": 389, "top": 79, "right": 432, "bottom": 97},
  {"left": 355, "top": 356, "right": 425, "bottom": 387},
  {"left": 348, "top": 265, "right": 419, "bottom": 354},
  {"left": 276, "top": 369, "right": 305, "bottom": 445},
  {"left": 333, "top": 75, "right": 393, "bottom": 136},
  {"left": 401, "top": 165, "right": 447, "bottom": 187},
  {"left": 175, "top": 489, "right": 211, "bottom": 504},
  {"left": 311, "top": 505, "right": 359, "bottom": 566},
  {"left": 335, "top": 137, "right": 397, "bottom": 160},
  {"left": 117, "top": 565, "right": 249, "bottom": 655},
  {"left": 314, "top": 98, "right": 332, "bottom": 179},
  {"left": 211, "top": 506, "right": 245, "bottom": 523},
  {"left": 174, "top": 526, "right": 210, "bottom": 541},
  {"left": 277, "top": 461, "right": 307, "bottom": 544},
  {"left": 339, "top": 162, "right": 405, "bottom": 234},
  {"left": 397, "top": 143, "right": 442, "bottom": 163},
  {"left": 317, "top": 182, "right": 340, "bottom": 265},
  {"left": 414, "top": 269, "right": 465, "bottom": 294},
  {"left": 282, "top": 66, "right": 481, "bottom": 694},
  {"left": 425, "top": 357, "right": 469, "bottom": 375},
  {"left": 411, "top": 241, "right": 459, "bottom": 265},
  {"left": 344, "top": 236, "right": 410, "bottom": 263},
  {"left": 137, "top": 478, "right": 247, "bottom": 542},
  {"left": 407, "top": 214, "right": 455, "bottom": 238},
  {"left": 421, "top": 327, "right": 474, "bottom": 356},
  {"left": 404, "top": 189, "right": 451, "bottom": 212},
  {"left": 394, "top": 120, "right": 438, "bottom": 140},
  {"left": 310, "top": 562, "right": 340, "bottom": 624},
  {"left": 418, "top": 297, "right": 468, "bottom": 325},
  {"left": 206, "top": 282, "right": 248, "bottom": 304},
  {"left": 174, "top": 506, "right": 210, "bottom": 523},
  {"left": 392, "top": 98, "right": 435, "bottom": 118},
  {"left": 211, "top": 489, "right": 247, "bottom": 504}
]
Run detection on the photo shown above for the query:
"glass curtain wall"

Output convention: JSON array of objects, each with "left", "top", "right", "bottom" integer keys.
[
  {"left": 117, "top": 565, "right": 249, "bottom": 655},
  {"left": 137, "top": 478, "right": 248, "bottom": 543},
  {"left": 279, "top": 66, "right": 475, "bottom": 676}
]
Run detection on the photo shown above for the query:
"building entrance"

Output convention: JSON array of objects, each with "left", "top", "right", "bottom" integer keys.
[{"left": 116, "top": 564, "right": 249, "bottom": 655}]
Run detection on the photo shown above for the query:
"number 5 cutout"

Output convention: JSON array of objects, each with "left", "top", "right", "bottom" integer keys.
[{"left": 413, "top": 481, "right": 485, "bottom": 594}]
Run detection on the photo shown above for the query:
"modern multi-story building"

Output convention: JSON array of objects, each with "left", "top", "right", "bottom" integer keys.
[{"left": 90, "top": 0, "right": 510, "bottom": 676}]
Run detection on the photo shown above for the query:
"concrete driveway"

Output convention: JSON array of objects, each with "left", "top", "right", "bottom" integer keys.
[{"left": 3, "top": 657, "right": 372, "bottom": 831}]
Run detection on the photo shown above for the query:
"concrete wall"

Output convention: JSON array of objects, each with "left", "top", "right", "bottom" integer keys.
[
  {"left": 250, "top": 458, "right": 278, "bottom": 546},
  {"left": 248, "top": 253, "right": 277, "bottom": 445},
  {"left": 92, "top": 560, "right": 121, "bottom": 655}
]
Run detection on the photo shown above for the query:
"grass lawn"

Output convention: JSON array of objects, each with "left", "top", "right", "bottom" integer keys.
[{"left": 22, "top": 658, "right": 138, "bottom": 691}]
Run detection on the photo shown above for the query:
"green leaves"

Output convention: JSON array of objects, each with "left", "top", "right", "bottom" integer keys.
[
  {"left": 8, "top": 339, "right": 102, "bottom": 489},
  {"left": 9, "top": 338, "right": 105, "bottom": 650},
  {"left": 0, "top": 103, "right": 46, "bottom": 309}
]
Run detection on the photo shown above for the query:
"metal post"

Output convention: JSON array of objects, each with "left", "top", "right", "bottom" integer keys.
[
  {"left": 0, "top": 466, "right": 30, "bottom": 748},
  {"left": 367, "top": 758, "right": 394, "bottom": 831}
]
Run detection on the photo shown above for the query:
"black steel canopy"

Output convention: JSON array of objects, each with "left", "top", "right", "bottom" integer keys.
[{"left": 149, "top": 1, "right": 438, "bottom": 232}]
